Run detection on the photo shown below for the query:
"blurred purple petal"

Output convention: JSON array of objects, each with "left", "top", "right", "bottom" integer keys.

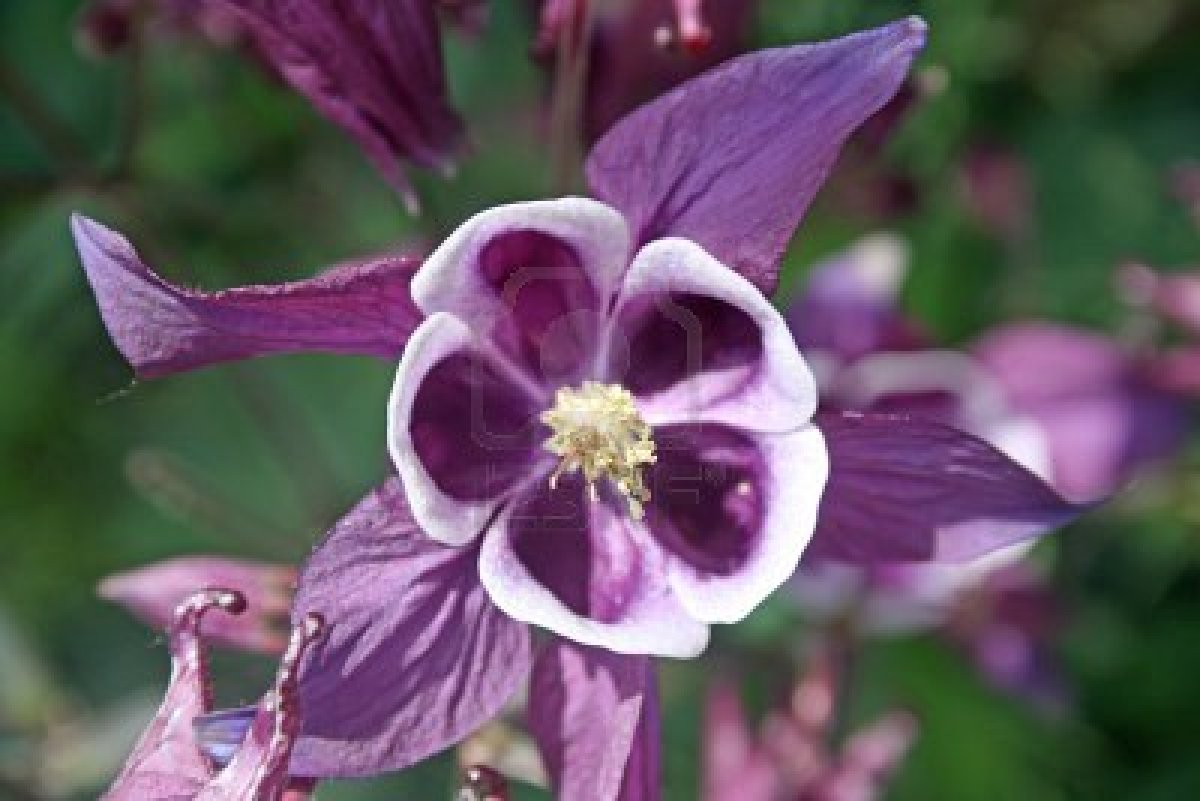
[
  {"left": 586, "top": 17, "right": 925, "bottom": 292},
  {"left": 71, "top": 214, "right": 422, "bottom": 379},
  {"left": 99, "top": 557, "right": 295, "bottom": 654},
  {"left": 102, "top": 589, "right": 245, "bottom": 801},
  {"left": 973, "top": 323, "right": 1188, "bottom": 501},
  {"left": 786, "top": 234, "right": 926, "bottom": 362},
  {"left": 807, "top": 412, "right": 1085, "bottom": 563},
  {"left": 289, "top": 479, "right": 532, "bottom": 778},
  {"left": 527, "top": 640, "right": 660, "bottom": 801},
  {"left": 210, "top": 0, "right": 462, "bottom": 207}
]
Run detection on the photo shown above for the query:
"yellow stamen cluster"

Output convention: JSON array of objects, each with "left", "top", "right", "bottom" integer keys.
[{"left": 541, "top": 381, "right": 657, "bottom": 519}]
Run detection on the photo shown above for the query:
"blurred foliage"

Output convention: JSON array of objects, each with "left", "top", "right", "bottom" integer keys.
[{"left": 2, "top": 0, "right": 1200, "bottom": 799}]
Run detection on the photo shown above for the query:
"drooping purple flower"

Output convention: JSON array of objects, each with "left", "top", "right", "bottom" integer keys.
[
  {"left": 99, "top": 556, "right": 296, "bottom": 654},
  {"left": 101, "top": 588, "right": 324, "bottom": 801},
  {"left": 74, "top": 18, "right": 1087, "bottom": 796},
  {"left": 78, "top": 0, "right": 463, "bottom": 209}
]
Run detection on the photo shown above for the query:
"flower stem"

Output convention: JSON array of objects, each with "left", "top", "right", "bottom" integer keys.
[{"left": 547, "top": 1, "right": 594, "bottom": 195}]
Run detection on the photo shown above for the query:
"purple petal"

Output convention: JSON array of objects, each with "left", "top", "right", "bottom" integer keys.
[
  {"left": 479, "top": 473, "right": 709, "bottom": 658},
  {"left": 288, "top": 480, "right": 532, "bottom": 778},
  {"left": 102, "top": 589, "right": 246, "bottom": 800},
  {"left": 646, "top": 421, "right": 827, "bottom": 624},
  {"left": 785, "top": 234, "right": 926, "bottom": 362},
  {"left": 527, "top": 640, "right": 660, "bottom": 801},
  {"left": 585, "top": 18, "right": 926, "bottom": 292},
  {"left": 411, "top": 198, "right": 630, "bottom": 386},
  {"left": 194, "top": 615, "right": 325, "bottom": 801},
  {"left": 806, "top": 412, "right": 1086, "bottom": 563},
  {"left": 71, "top": 215, "right": 422, "bottom": 379},
  {"left": 210, "top": 0, "right": 462, "bottom": 208},
  {"left": 388, "top": 313, "right": 547, "bottom": 546},
  {"left": 973, "top": 323, "right": 1187, "bottom": 501},
  {"left": 98, "top": 556, "right": 295, "bottom": 654},
  {"left": 612, "top": 238, "right": 817, "bottom": 434}
]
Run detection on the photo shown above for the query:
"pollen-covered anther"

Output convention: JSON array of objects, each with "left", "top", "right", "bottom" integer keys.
[{"left": 541, "top": 381, "right": 656, "bottom": 519}]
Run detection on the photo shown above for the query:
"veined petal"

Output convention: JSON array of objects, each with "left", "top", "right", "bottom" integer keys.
[
  {"left": 211, "top": 0, "right": 462, "bottom": 208},
  {"left": 98, "top": 556, "right": 294, "bottom": 654},
  {"left": 102, "top": 589, "right": 246, "bottom": 801},
  {"left": 586, "top": 18, "right": 926, "bottom": 292},
  {"left": 613, "top": 238, "right": 817, "bottom": 434},
  {"left": 478, "top": 474, "right": 709, "bottom": 659},
  {"left": 71, "top": 215, "right": 421, "bottom": 379},
  {"left": 388, "top": 313, "right": 547, "bottom": 546},
  {"left": 411, "top": 198, "right": 630, "bottom": 386},
  {"left": 649, "top": 422, "right": 828, "bottom": 624},
  {"left": 289, "top": 480, "right": 532, "bottom": 778},
  {"left": 807, "top": 412, "right": 1087, "bottom": 563},
  {"left": 527, "top": 640, "right": 660, "bottom": 801}
]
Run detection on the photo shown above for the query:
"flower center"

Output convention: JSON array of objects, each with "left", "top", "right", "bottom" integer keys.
[{"left": 541, "top": 381, "right": 657, "bottom": 519}]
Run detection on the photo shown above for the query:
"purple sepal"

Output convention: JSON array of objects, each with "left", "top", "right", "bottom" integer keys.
[
  {"left": 102, "top": 588, "right": 324, "bottom": 801},
  {"left": 288, "top": 479, "right": 533, "bottom": 778},
  {"left": 102, "top": 589, "right": 246, "bottom": 801},
  {"left": 70, "top": 214, "right": 422, "bottom": 379},
  {"left": 585, "top": 17, "right": 925, "bottom": 293},
  {"left": 527, "top": 639, "right": 660, "bottom": 801},
  {"left": 807, "top": 412, "right": 1087, "bottom": 563},
  {"left": 209, "top": 0, "right": 463, "bottom": 208}
]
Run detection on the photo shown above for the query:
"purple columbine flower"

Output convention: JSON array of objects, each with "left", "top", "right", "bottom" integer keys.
[
  {"left": 98, "top": 556, "right": 296, "bottom": 654},
  {"left": 101, "top": 588, "right": 323, "bottom": 801},
  {"left": 72, "top": 17, "right": 1087, "bottom": 798},
  {"left": 383, "top": 195, "right": 827, "bottom": 657}
]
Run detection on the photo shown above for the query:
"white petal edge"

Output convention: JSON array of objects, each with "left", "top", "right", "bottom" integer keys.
[
  {"left": 477, "top": 503, "right": 711, "bottom": 659},
  {"left": 388, "top": 312, "right": 522, "bottom": 546},
  {"left": 410, "top": 197, "right": 632, "bottom": 321},
  {"left": 667, "top": 422, "right": 830, "bottom": 624},
  {"left": 616, "top": 237, "right": 819, "bottom": 434}
]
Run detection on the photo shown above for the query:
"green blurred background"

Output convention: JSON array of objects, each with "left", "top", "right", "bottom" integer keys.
[{"left": 3, "top": 0, "right": 1200, "bottom": 798}]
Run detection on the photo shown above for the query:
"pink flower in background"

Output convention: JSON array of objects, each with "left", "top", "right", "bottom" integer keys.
[
  {"left": 98, "top": 556, "right": 295, "bottom": 654},
  {"left": 100, "top": 589, "right": 323, "bottom": 801},
  {"left": 703, "top": 656, "right": 917, "bottom": 801}
]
